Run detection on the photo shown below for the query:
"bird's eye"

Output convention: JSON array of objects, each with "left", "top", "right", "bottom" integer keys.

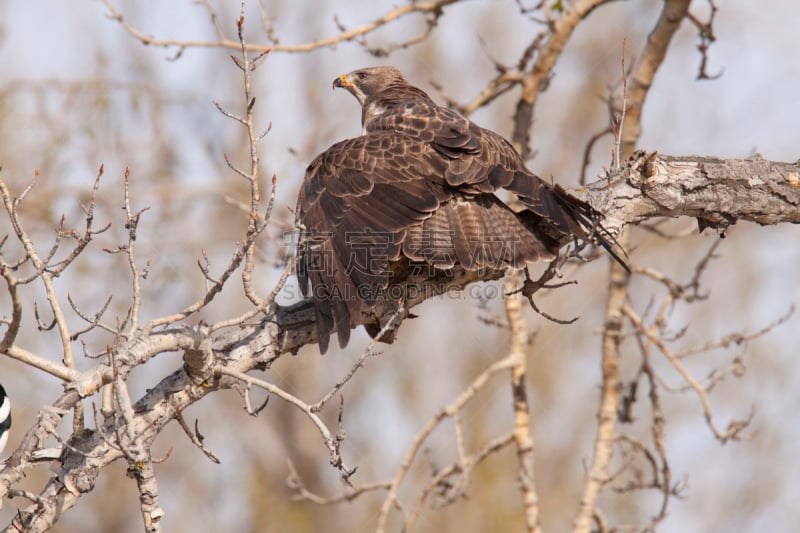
[{"left": 356, "top": 72, "right": 368, "bottom": 80}]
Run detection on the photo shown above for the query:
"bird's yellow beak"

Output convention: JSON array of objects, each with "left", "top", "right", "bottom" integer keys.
[{"left": 332, "top": 74, "right": 353, "bottom": 90}]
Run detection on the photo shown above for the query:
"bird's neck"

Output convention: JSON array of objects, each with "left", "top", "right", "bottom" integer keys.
[{"left": 361, "top": 87, "right": 435, "bottom": 135}]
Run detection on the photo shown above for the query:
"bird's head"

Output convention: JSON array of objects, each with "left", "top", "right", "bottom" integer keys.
[{"left": 332, "top": 66, "right": 407, "bottom": 106}]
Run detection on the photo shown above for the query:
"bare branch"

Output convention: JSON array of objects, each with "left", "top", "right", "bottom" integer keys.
[
  {"left": 215, "top": 366, "right": 356, "bottom": 480},
  {"left": 505, "top": 272, "right": 542, "bottom": 533},
  {"left": 376, "top": 355, "right": 514, "bottom": 532},
  {"left": 101, "top": 0, "right": 459, "bottom": 55},
  {"left": 590, "top": 153, "right": 800, "bottom": 237},
  {"left": 623, "top": 303, "right": 751, "bottom": 443},
  {"left": 0, "top": 174, "right": 76, "bottom": 368},
  {"left": 572, "top": 259, "right": 630, "bottom": 533},
  {"left": 511, "top": 0, "right": 616, "bottom": 158}
]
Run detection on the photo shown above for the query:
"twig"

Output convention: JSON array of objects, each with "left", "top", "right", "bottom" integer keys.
[
  {"left": 310, "top": 304, "right": 406, "bottom": 412},
  {"left": 175, "top": 413, "right": 220, "bottom": 464},
  {"left": 687, "top": 0, "right": 722, "bottom": 80},
  {"left": 286, "top": 460, "right": 391, "bottom": 504},
  {"left": 376, "top": 355, "right": 514, "bottom": 532},
  {"left": 623, "top": 303, "right": 752, "bottom": 443},
  {"left": 120, "top": 167, "right": 147, "bottom": 337},
  {"left": 215, "top": 366, "right": 356, "bottom": 480},
  {"left": 102, "top": 0, "right": 459, "bottom": 54},
  {"left": 611, "top": 37, "right": 628, "bottom": 170}
]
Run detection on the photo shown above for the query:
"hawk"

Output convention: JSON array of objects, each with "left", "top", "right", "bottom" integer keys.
[{"left": 297, "top": 66, "right": 625, "bottom": 353}]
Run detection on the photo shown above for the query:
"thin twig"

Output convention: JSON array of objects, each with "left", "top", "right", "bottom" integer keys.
[
  {"left": 102, "top": 0, "right": 459, "bottom": 54},
  {"left": 215, "top": 366, "right": 356, "bottom": 480},
  {"left": 375, "top": 355, "right": 514, "bottom": 532}
]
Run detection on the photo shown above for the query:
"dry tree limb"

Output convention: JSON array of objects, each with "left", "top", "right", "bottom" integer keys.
[
  {"left": 512, "top": 0, "right": 618, "bottom": 159},
  {"left": 215, "top": 366, "right": 356, "bottom": 479},
  {"left": 573, "top": 260, "right": 630, "bottom": 533},
  {"left": 575, "top": 2, "right": 691, "bottom": 531},
  {"left": 505, "top": 272, "right": 542, "bottom": 533},
  {"left": 101, "top": 0, "right": 459, "bottom": 55},
  {"left": 590, "top": 152, "right": 800, "bottom": 236},
  {"left": 375, "top": 355, "right": 514, "bottom": 532}
]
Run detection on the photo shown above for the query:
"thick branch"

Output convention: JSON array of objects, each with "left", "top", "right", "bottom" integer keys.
[{"left": 589, "top": 152, "right": 800, "bottom": 234}]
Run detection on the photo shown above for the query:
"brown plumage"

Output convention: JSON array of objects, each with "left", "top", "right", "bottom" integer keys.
[{"left": 297, "top": 66, "right": 626, "bottom": 353}]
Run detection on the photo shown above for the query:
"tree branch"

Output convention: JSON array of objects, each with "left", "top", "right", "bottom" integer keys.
[{"left": 591, "top": 152, "right": 800, "bottom": 236}]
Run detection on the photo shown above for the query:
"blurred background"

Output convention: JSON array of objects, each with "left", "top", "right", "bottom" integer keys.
[{"left": 0, "top": 1, "right": 798, "bottom": 531}]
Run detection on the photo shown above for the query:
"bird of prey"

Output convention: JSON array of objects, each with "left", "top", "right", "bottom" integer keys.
[
  {"left": 0, "top": 384, "right": 10, "bottom": 456},
  {"left": 296, "top": 66, "right": 625, "bottom": 353}
]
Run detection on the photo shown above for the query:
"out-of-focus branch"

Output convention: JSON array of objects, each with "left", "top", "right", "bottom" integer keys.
[
  {"left": 618, "top": 0, "right": 692, "bottom": 159},
  {"left": 505, "top": 274, "right": 542, "bottom": 533},
  {"left": 573, "top": 258, "right": 629, "bottom": 533},
  {"left": 101, "top": 0, "right": 458, "bottom": 55},
  {"left": 286, "top": 462, "right": 391, "bottom": 505},
  {"left": 494, "top": 4, "right": 625, "bottom": 524},
  {"left": 623, "top": 304, "right": 756, "bottom": 443},
  {"left": 687, "top": 0, "right": 721, "bottom": 80},
  {"left": 575, "top": 3, "right": 691, "bottom": 530},
  {"left": 405, "top": 431, "right": 515, "bottom": 529},
  {"left": 375, "top": 355, "right": 514, "bottom": 532},
  {"left": 512, "top": 0, "right": 614, "bottom": 158}
]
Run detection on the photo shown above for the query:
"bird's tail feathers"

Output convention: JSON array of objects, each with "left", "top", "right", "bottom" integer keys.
[
  {"left": 509, "top": 171, "right": 629, "bottom": 271},
  {"left": 548, "top": 184, "right": 630, "bottom": 271}
]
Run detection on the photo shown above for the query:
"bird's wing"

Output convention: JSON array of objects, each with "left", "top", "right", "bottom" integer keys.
[
  {"left": 368, "top": 96, "right": 627, "bottom": 264},
  {"left": 297, "top": 133, "right": 448, "bottom": 352}
]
